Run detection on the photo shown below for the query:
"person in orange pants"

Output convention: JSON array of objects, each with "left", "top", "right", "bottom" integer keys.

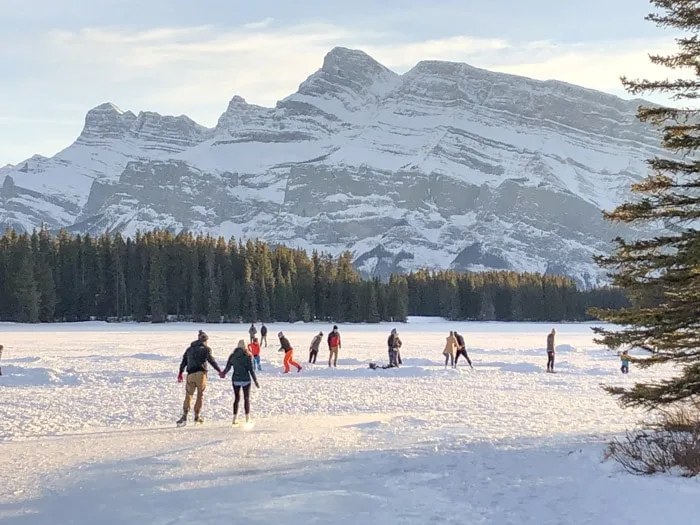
[{"left": 278, "top": 331, "right": 302, "bottom": 373}]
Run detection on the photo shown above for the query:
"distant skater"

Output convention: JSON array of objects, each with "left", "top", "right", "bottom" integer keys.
[
  {"left": 328, "top": 325, "right": 341, "bottom": 368},
  {"left": 177, "top": 331, "right": 223, "bottom": 426},
  {"left": 221, "top": 339, "right": 260, "bottom": 426},
  {"left": 620, "top": 350, "right": 630, "bottom": 374},
  {"left": 454, "top": 331, "right": 473, "bottom": 369},
  {"left": 443, "top": 331, "right": 457, "bottom": 368},
  {"left": 387, "top": 329, "right": 402, "bottom": 367},
  {"left": 249, "top": 322, "right": 257, "bottom": 344},
  {"left": 248, "top": 337, "right": 262, "bottom": 371},
  {"left": 309, "top": 331, "right": 323, "bottom": 364},
  {"left": 278, "top": 332, "right": 302, "bottom": 373},
  {"left": 546, "top": 328, "right": 556, "bottom": 373},
  {"left": 260, "top": 323, "right": 268, "bottom": 347},
  {"left": 0, "top": 344, "right": 3, "bottom": 376}
]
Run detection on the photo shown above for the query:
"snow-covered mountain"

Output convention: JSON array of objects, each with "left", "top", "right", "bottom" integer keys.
[{"left": 0, "top": 47, "right": 661, "bottom": 286}]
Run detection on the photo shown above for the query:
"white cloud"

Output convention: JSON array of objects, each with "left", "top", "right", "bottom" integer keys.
[
  {"left": 0, "top": 21, "right": 688, "bottom": 164},
  {"left": 243, "top": 18, "right": 275, "bottom": 30}
]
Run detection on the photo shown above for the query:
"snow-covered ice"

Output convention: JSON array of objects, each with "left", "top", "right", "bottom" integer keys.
[{"left": 1, "top": 318, "right": 699, "bottom": 524}]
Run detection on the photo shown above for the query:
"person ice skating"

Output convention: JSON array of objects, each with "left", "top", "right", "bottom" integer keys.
[
  {"left": 328, "top": 325, "right": 341, "bottom": 368},
  {"left": 620, "top": 350, "right": 630, "bottom": 374},
  {"left": 278, "top": 332, "right": 302, "bottom": 373},
  {"left": 260, "top": 324, "right": 268, "bottom": 347},
  {"left": 454, "top": 331, "right": 473, "bottom": 368},
  {"left": 546, "top": 328, "right": 556, "bottom": 373},
  {"left": 248, "top": 337, "right": 262, "bottom": 371},
  {"left": 249, "top": 322, "right": 257, "bottom": 343},
  {"left": 443, "top": 331, "right": 457, "bottom": 368},
  {"left": 387, "top": 329, "right": 402, "bottom": 367},
  {"left": 309, "top": 331, "right": 323, "bottom": 364},
  {"left": 176, "top": 330, "right": 223, "bottom": 426},
  {"left": 220, "top": 339, "right": 260, "bottom": 426}
]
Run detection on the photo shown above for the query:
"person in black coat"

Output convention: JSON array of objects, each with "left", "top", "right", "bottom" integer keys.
[
  {"left": 260, "top": 324, "right": 268, "bottom": 347},
  {"left": 176, "top": 330, "right": 223, "bottom": 426},
  {"left": 221, "top": 339, "right": 260, "bottom": 425},
  {"left": 454, "top": 331, "right": 473, "bottom": 369}
]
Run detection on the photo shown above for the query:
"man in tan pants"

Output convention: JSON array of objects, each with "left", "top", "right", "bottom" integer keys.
[
  {"left": 177, "top": 331, "right": 222, "bottom": 426},
  {"left": 327, "top": 325, "right": 341, "bottom": 368}
]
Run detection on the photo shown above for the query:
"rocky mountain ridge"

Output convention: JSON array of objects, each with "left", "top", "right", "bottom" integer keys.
[{"left": 0, "top": 47, "right": 660, "bottom": 286}]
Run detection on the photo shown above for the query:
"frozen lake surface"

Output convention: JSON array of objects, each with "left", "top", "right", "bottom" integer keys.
[{"left": 1, "top": 318, "right": 698, "bottom": 524}]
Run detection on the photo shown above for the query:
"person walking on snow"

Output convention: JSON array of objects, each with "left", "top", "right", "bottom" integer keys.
[
  {"left": 279, "top": 332, "right": 302, "bottom": 373},
  {"left": 176, "top": 330, "right": 223, "bottom": 426},
  {"left": 309, "top": 331, "right": 323, "bottom": 364},
  {"left": 546, "top": 328, "right": 556, "bottom": 373},
  {"left": 454, "top": 331, "right": 473, "bottom": 369},
  {"left": 619, "top": 350, "right": 630, "bottom": 374},
  {"left": 248, "top": 337, "right": 262, "bottom": 371},
  {"left": 387, "top": 329, "right": 402, "bottom": 367},
  {"left": 443, "top": 331, "right": 457, "bottom": 368},
  {"left": 220, "top": 339, "right": 260, "bottom": 426},
  {"left": 248, "top": 322, "right": 257, "bottom": 343},
  {"left": 260, "top": 323, "right": 268, "bottom": 347},
  {"left": 328, "top": 325, "right": 341, "bottom": 368}
]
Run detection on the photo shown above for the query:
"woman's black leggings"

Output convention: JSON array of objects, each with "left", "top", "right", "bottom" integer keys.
[{"left": 233, "top": 384, "right": 251, "bottom": 415}]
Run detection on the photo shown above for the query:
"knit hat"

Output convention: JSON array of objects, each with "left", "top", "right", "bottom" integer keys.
[
  {"left": 333, "top": 325, "right": 338, "bottom": 330},
  {"left": 278, "top": 331, "right": 284, "bottom": 338},
  {"left": 198, "top": 330, "right": 208, "bottom": 341},
  {"left": 391, "top": 328, "right": 397, "bottom": 335}
]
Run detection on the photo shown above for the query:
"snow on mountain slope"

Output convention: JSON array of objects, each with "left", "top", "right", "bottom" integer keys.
[{"left": 1, "top": 47, "right": 662, "bottom": 285}]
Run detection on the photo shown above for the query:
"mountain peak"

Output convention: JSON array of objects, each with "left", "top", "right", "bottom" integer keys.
[
  {"left": 284, "top": 47, "right": 399, "bottom": 117},
  {"left": 78, "top": 102, "right": 137, "bottom": 144},
  {"left": 321, "top": 47, "right": 379, "bottom": 71},
  {"left": 215, "top": 95, "right": 268, "bottom": 133},
  {"left": 93, "top": 102, "right": 126, "bottom": 115}
]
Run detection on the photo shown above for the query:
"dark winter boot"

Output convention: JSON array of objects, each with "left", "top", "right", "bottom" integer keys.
[
  {"left": 194, "top": 414, "right": 204, "bottom": 424},
  {"left": 176, "top": 414, "right": 187, "bottom": 427}
]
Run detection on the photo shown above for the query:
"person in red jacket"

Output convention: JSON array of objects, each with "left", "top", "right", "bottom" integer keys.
[
  {"left": 327, "top": 325, "right": 341, "bottom": 368},
  {"left": 248, "top": 337, "right": 262, "bottom": 371},
  {"left": 278, "top": 332, "right": 302, "bottom": 373}
]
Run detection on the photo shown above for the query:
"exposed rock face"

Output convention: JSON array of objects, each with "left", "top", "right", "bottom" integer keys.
[{"left": 0, "top": 47, "right": 660, "bottom": 286}]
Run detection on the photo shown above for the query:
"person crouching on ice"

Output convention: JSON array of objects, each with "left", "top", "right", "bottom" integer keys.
[
  {"left": 220, "top": 339, "right": 260, "bottom": 426},
  {"left": 248, "top": 337, "right": 262, "bottom": 371},
  {"left": 278, "top": 332, "right": 302, "bottom": 373},
  {"left": 176, "top": 330, "right": 223, "bottom": 426}
]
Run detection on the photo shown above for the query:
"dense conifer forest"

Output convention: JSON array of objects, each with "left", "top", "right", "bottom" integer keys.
[{"left": 0, "top": 229, "right": 627, "bottom": 324}]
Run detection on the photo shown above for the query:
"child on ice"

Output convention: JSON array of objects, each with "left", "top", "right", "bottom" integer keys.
[
  {"left": 248, "top": 337, "right": 262, "bottom": 371},
  {"left": 620, "top": 350, "right": 630, "bottom": 374}
]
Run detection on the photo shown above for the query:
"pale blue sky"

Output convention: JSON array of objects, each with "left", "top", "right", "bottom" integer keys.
[{"left": 0, "top": 0, "right": 678, "bottom": 165}]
